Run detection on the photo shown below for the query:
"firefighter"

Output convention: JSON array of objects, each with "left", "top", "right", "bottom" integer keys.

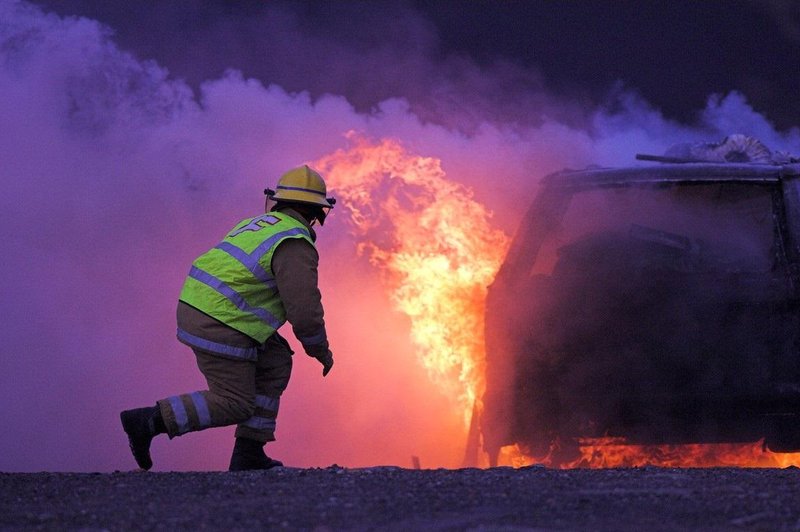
[{"left": 120, "top": 165, "right": 335, "bottom": 471}]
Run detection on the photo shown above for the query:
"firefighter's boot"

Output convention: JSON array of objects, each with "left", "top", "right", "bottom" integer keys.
[
  {"left": 228, "top": 437, "right": 283, "bottom": 471},
  {"left": 120, "top": 405, "right": 165, "bottom": 471}
]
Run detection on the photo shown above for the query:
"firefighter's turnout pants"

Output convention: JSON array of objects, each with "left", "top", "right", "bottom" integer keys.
[{"left": 157, "top": 304, "right": 293, "bottom": 443}]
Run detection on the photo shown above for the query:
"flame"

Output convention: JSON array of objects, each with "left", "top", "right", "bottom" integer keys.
[
  {"left": 499, "top": 439, "right": 800, "bottom": 468},
  {"left": 314, "top": 133, "right": 509, "bottom": 424},
  {"left": 312, "top": 134, "right": 800, "bottom": 469}
]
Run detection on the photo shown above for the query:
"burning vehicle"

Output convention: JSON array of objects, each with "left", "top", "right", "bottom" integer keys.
[{"left": 480, "top": 135, "right": 800, "bottom": 466}]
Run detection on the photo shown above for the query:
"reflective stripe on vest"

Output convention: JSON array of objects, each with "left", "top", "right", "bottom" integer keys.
[
  {"left": 187, "top": 265, "right": 283, "bottom": 330},
  {"left": 214, "top": 225, "right": 310, "bottom": 287},
  {"left": 178, "top": 213, "right": 314, "bottom": 342}
]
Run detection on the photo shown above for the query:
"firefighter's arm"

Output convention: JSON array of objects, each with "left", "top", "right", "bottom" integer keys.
[{"left": 272, "top": 238, "right": 333, "bottom": 376}]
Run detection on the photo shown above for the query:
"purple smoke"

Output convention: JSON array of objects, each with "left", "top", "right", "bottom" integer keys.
[{"left": 0, "top": 1, "right": 798, "bottom": 471}]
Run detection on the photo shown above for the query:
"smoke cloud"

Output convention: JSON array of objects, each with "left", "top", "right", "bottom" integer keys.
[{"left": 1, "top": 0, "right": 798, "bottom": 471}]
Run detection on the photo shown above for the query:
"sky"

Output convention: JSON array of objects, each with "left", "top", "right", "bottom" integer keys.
[{"left": 2, "top": 0, "right": 800, "bottom": 472}]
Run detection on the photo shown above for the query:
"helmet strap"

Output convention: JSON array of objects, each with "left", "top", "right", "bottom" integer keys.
[{"left": 273, "top": 201, "right": 325, "bottom": 226}]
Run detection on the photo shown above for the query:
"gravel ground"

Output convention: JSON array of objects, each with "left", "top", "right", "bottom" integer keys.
[{"left": 1, "top": 466, "right": 799, "bottom": 531}]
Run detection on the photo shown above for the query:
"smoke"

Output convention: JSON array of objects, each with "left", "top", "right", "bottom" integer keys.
[{"left": 1, "top": 0, "right": 799, "bottom": 471}]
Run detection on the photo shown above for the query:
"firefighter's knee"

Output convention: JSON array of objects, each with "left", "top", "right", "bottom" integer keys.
[{"left": 223, "top": 394, "right": 256, "bottom": 423}]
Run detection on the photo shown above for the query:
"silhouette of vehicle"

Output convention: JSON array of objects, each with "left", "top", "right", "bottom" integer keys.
[{"left": 480, "top": 136, "right": 800, "bottom": 465}]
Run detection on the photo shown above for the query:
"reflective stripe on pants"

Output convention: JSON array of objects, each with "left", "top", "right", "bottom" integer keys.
[
  {"left": 236, "top": 334, "right": 292, "bottom": 443},
  {"left": 158, "top": 332, "right": 293, "bottom": 443}
]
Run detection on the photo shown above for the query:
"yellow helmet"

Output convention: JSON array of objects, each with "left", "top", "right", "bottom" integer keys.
[{"left": 265, "top": 165, "right": 335, "bottom": 209}]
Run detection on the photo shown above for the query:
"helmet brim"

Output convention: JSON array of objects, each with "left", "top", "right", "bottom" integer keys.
[{"left": 269, "top": 186, "right": 334, "bottom": 209}]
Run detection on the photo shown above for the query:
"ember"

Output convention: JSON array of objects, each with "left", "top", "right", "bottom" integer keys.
[{"left": 499, "top": 439, "right": 800, "bottom": 468}]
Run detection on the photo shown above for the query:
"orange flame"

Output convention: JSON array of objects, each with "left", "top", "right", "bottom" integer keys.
[
  {"left": 499, "top": 439, "right": 800, "bottom": 468},
  {"left": 314, "top": 133, "right": 509, "bottom": 424}
]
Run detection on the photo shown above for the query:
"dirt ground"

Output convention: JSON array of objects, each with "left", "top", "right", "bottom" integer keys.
[{"left": 1, "top": 466, "right": 799, "bottom": 530}]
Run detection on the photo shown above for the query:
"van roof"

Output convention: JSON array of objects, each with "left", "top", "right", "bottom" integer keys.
[{"left": 543, "top": 162, "right": 800, "bottom": 190}]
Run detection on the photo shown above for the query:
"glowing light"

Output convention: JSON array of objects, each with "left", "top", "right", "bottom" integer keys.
[
  {"left": 500, "top": 439, "right": 800, "bottom": 468},
  {"left": 314, "top": 133, "right": 509, "bottom": 424},
  {"left": 313, "top": 134, "right": 800, "bottom": 470}
]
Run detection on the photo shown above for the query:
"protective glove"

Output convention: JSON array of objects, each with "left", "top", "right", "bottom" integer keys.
[{"left": 316, "top": 349, "right": 334, "bottom": 377}]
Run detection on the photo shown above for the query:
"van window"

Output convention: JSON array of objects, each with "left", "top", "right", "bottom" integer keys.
[{"left": 532, "top": 183, "right": 776, "bottom": 275}]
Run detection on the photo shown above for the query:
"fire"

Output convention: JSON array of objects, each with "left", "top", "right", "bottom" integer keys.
[
  {"left": 499, "top": 439, "right": 800, "bottom": 468},
  {"left": 313, "top": 134, "right": 800, "bottom": 469},
  {"left": 314, "top": 133, "right": 509, "bottom": 425}
]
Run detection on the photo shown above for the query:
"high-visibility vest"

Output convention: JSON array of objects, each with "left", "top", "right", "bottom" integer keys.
[{"left": 179, "top": 212, "right": 315, "bottom": 342}]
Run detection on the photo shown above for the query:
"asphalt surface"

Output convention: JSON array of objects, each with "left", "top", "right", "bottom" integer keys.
[{"left": 1, "top": 466, "right": 799, "bottom": 531}]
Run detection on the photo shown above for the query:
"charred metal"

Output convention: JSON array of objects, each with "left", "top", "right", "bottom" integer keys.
[{"left": 480, "top": 137, "right": 800, "bottom": 466}]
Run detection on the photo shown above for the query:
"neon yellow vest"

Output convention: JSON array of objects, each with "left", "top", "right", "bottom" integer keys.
[{"left": 179, "top": 212, "right": 315, "bottom": 342}]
